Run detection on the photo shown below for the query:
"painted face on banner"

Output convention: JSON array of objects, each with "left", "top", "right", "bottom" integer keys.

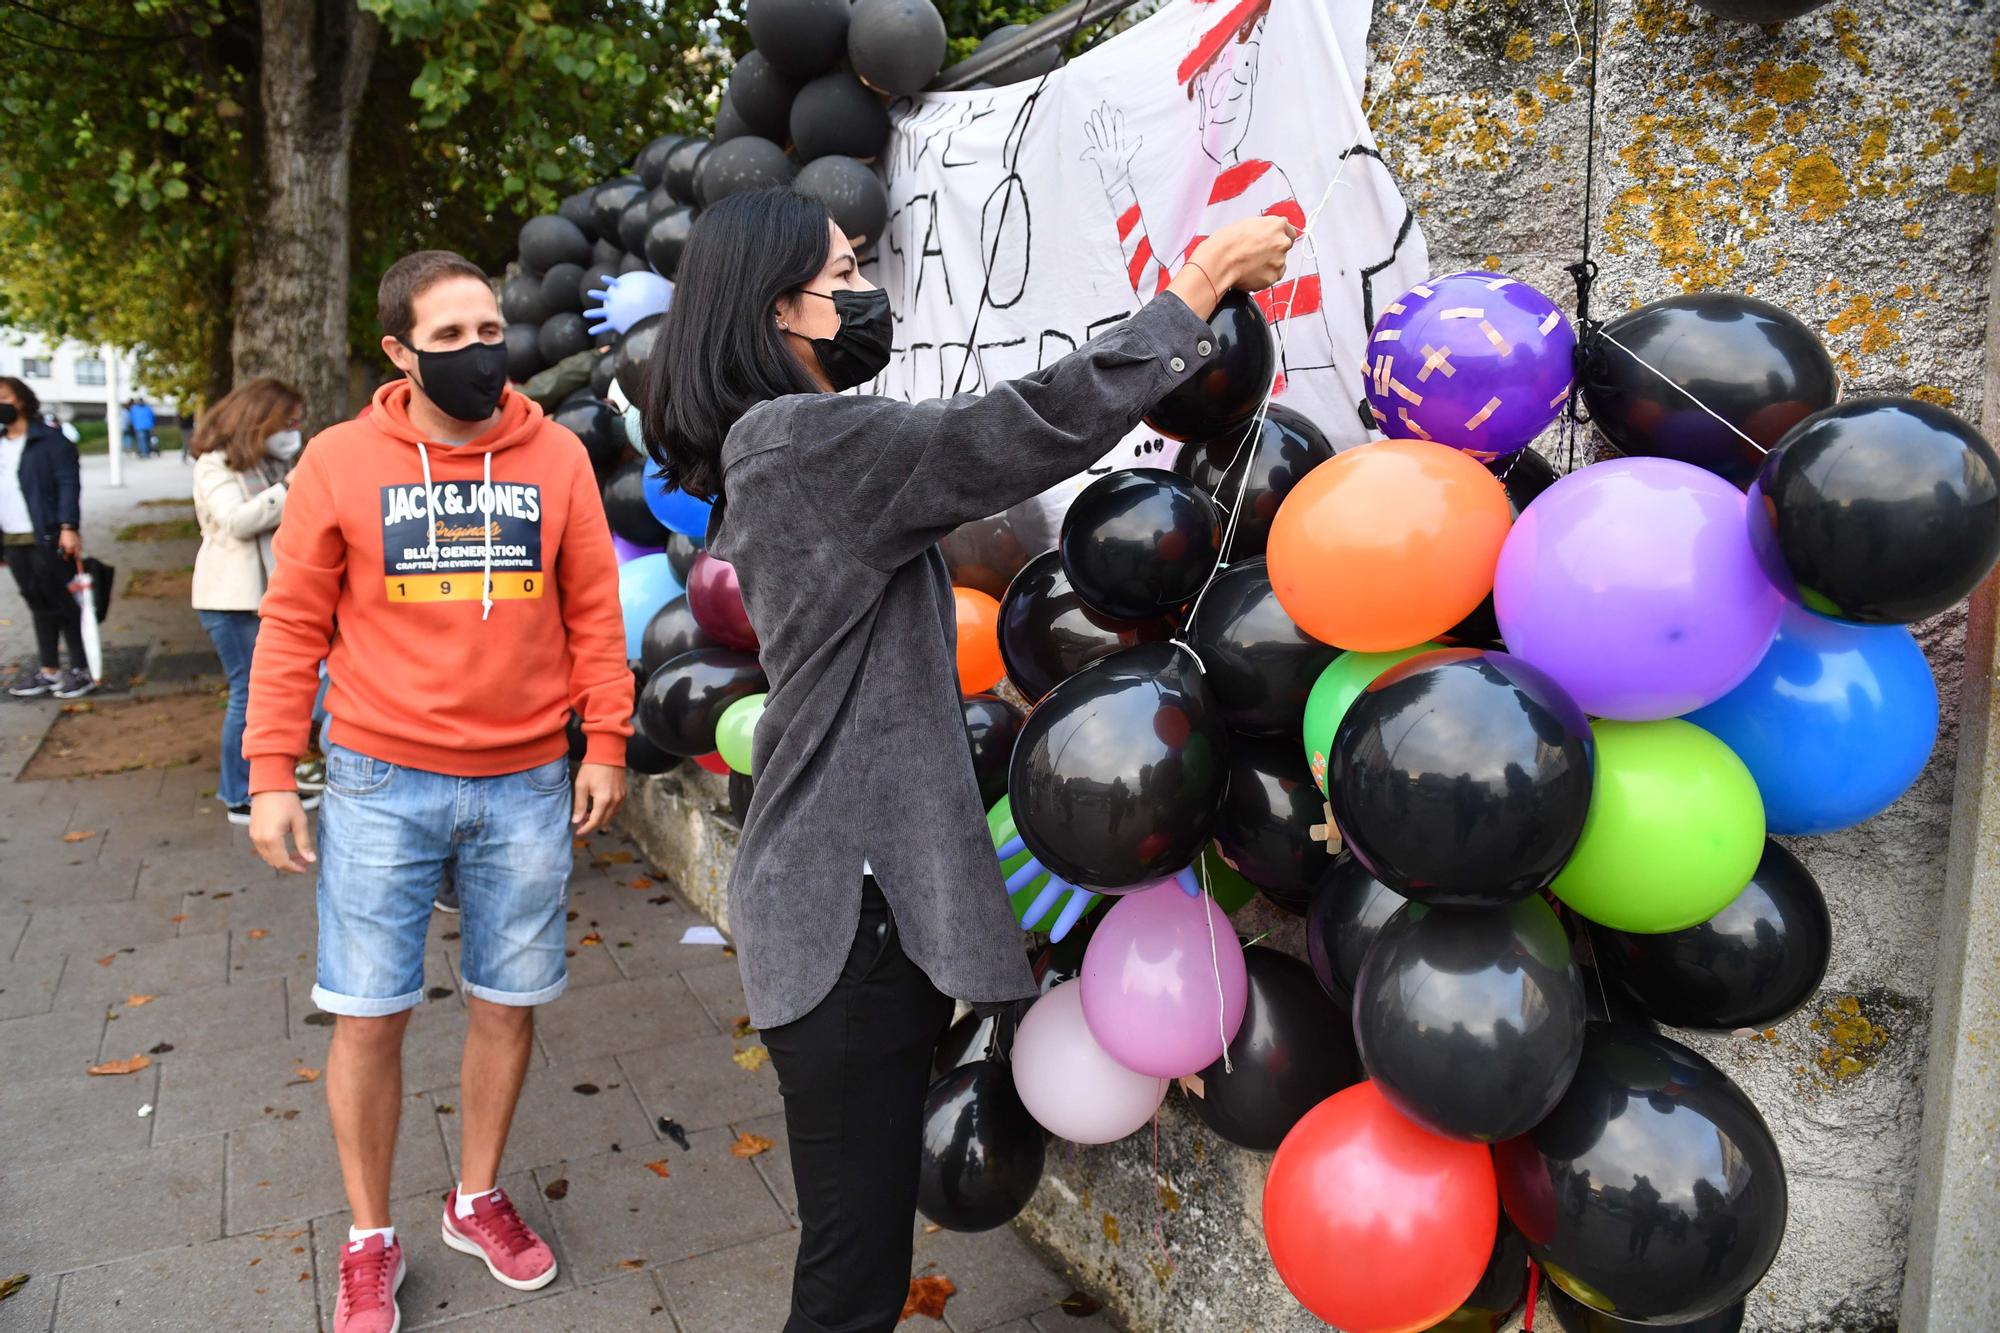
[{"left": 1194, "top": 13, "right": 1265, "bottom": 164}]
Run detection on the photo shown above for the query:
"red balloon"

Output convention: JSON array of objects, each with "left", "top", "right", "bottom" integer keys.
[
  {"left": 692, "top": 751, "right": 730, "bottom": 775},
  {"left": 686, "top": 551, "right": 758, "bottom": 652},
  {"left": 1264, "top": 1080, "right": 1497, "bottom": 1333}
]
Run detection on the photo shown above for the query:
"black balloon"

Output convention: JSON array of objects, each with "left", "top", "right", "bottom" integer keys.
[
  {"left": 613, "top": 312, "right": 663, "bottom": 403},
  {"left": 996, "top": 550, "right": 1173, "bottom": 701},
  {"left": 1059, "top": 468, "right": 1220, "bottom": 620},
  {"left": 712, "top": 93, "right": 753, "bottom": 145},
  {"left": 1329, "top": 649, "right": 1594, "bottom": 906},
  {"left": 617, "top": 252, "right": 652, "bottom": 276},
  {"left": 795, "top": 154, "right": 891, "bottom": 248},
  {"left": 1189, "top": 946, "right": 1359, "bottom": 1150},
  {"left": 590, "top": 177, "right": 645, "bottom": 241},
  {"left": 500, "top": 272, "right": 552, "bottom": 326},
  {"left": 1184, "top": 558, "right": 1339, "bottom": 735},
  {"left": 1429, "top": 1219, "right": 1532, "bottom": 1333},
  {"left": 644, "top": 207, "right": 697, "bottom": 282},
  {"left": 640, "top": 594, "right": 720, "bottom": 679},
  {"left": 537, "top": 311, "right": 591, "bottom": 366},
  {"left": 663, "top": 138, "right": 711, "bottom": 206},
  {"left": 636, "top": 133, "right": 684, "bottom": 189},
  {"left": 589, "top": 236, "right": 623, "bottom": 269},
  {"left": 564, "top": 710, "right": 588, "bottom": 763},
  {"left": 1595, "top": 840, "right": 1830, "bottom": 1031},
  {"left": 556, "top": 191, "right": 598, "bottom": 242},
  {"left": 962, "top": 693, "right": 1024, "bottom": 809},
  {"left": 636, "top": 649, "right": 768, "bottom": 757},
  {"left": 540, "top": 262, "right": 587, "bottom": 316},
  {"left": 519, "top": 214, "right": 591, "bottom": 273},
  {"left": 791, "top": 70, "right": 891, "bottom": 164},
  {"left": 1547, "top": 1283, "right": 1744, "bottom": 1333},
  {"left": 551, "top": 396, "right": 622, "bottom": 480},
  {"left": 694, "top": 135, "right": 796, "bottom": 207},
  {"left": 1583, "top": 294, "right": 1839, "bottom": 486},
  {"left": 617, "top": 195, "right": 654, "bottom": 255},
  {"left": 588, "top": 348, "right": 619, "bottom": 400},
  {"left": 1304, "top": 855, "right": 1406, "bottom": 1006},
  {"left": 917, "top": 1058, "right": 1046, "bottom": 1233},
  {"left": 728, "top": 51, "right": 802, "bottom": 141},
  {"left": 746, "top": 0, "right": 850, "bottom": 78},
  {"left": 604, "top": 459, "right": 674, "bottom": 548},
  {"left": 1215, "top": 734, "right": 1334, "bottom": 906},
  {"left": 728, "top": 769, "right": 755, "bottom": 822},
  {"left": 502, "top": 323, "right": 546, "bottom": 384},
  {"left": 577, "top": 261, "right": 621, "bottom": 312},
  {"left": 1174, "top": 403, "right": 1336, "bottom": 561},
  {"left": 1747, "top": 396, "right": 2000, "bottom": 624},
  {"left": 1686, "top": 0, "right": 1826, "bottom": 19},
  {"left": 848, "top": 0, "right": 947, "bottom": 97},
  {"left": 1007, "top": 642, "right": 1229, "bottom": 888},
  {"left": 1496, "top": 1024, "right": 1787, "bottom": 1325},
  {"left": 972, "top": 23, "right": 1062, "bottom": 85},
  {"left": 664, "top": 531, "right": 701, "bottom": 584},
  {"left": 1355, "top": 896, "right": 1586, "bottom": 1142},
  {"left": 941, "top": 509, "right": 1037, "bottom": 601},
  {"left": 625, "top": 718, "right": 678, "bottom": 775},
  {"left": 644, "top": 182, "right": 680, "bottom": 226},
  {"left": 1442, "top": 448, "right": 1561, "bottom": 649},
  {"left": 1142, "top": 292, "right": 1275, "bottom": 442}
]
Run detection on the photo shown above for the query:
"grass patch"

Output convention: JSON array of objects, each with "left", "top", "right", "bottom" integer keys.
[
  {"left": 115, "top": 517, "right": 202, "bottom": 542},
  {"left": 73, "top": 419, "right": 185, "bottom": 457},
  {"left": 136, "top": 497, "right": 195, "bottom": 510},
  {"left": 125, "top": 566, "right": 195, "bottom": 600}
]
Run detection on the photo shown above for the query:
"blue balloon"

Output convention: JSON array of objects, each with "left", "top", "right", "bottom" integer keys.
[
  {"left": 618, "top": 553, "right": 684, "bottom": 661},
  {"left": 1688, "top": 603, "right": 1938, "bottom": 835},
  {"left": 642, "top": 466, "right": 714, "bottom": 538}
]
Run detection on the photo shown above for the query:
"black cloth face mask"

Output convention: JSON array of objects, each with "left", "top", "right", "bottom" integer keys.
[
  {"left": 0, "top": 404, "right": 18, "bottom": 427},
  {"left": 401, "top": 337, "right": 509, "bottom": 422},
  {"left": 798, "top": 287, "right": 893, "bottom": 392}
]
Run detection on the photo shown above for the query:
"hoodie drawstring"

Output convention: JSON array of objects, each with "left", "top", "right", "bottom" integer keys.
[{"left": 413, "top": 440, "right": 495, "bottom": 623}]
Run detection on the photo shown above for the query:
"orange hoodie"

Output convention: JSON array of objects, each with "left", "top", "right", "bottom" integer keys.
[{"left": 243, "top": 380, "right": 632, "bottom": 793}]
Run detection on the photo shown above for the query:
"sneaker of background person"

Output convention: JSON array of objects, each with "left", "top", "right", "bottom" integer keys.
[
  {"left": 333, "top": 1232, "right": 405, "bottom": 1333},
  {"left": 294, "top": 757, "right": 328, "bottom": 793},
  {"left": 5, "top": 666, "right": 55, "bottom": 697},
  {"left": 440, "top": 1187, "right": 558, "bottom": 1291},
  {"left": 433, "top": 869, "right": 460, "bottom": 915},
  {"left": 51, "top": 667, "right": 95, "bottom": 699},
  {"left": 227, "top": 792, "right": 321, "bottom": 827}
]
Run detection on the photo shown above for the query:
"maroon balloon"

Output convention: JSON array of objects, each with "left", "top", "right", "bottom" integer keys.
[{"left": 686, "top": 551, "right": 758, "bottom": 651}]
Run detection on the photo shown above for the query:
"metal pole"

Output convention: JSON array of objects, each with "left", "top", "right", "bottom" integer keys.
[
  {"left": 104, "top": 343, "right": 123, "bottom": 489},
  {"left": 928, "top": 0, "right": 1139, "bottom": 92}
]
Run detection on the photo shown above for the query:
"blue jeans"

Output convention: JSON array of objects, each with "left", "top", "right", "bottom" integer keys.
[
  {"left": 311, "top": 742, "right": 572, "bottom": 1016},
  {"left": 197, "top": 609, "right": 259, "bottom": 806}
]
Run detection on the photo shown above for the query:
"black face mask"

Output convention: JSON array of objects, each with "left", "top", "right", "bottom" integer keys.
[
  {"left": 0, "top": 404, "right": 17, "bottom": 427},
  {"left": 401, "top": 337, "right": 509, "bottom": 422},
  {"left": 799, "top": 288, "right": 893, "bottom": 392}
]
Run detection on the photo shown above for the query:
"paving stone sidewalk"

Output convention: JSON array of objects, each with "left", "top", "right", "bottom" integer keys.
[{"left": 0, "top": 457, "right": 1109, "bottom": 1332}]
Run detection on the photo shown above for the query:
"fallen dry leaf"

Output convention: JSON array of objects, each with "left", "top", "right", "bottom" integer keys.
[
  {"left": 87, "top": 1054, "right": 152, "bottom": 1077},
  {"left": 731, "top": 1045, "right": 769, "bottom": 1072},
  {"left": 169, "top": 914, "right": 188, "bottom": 924},
  {"left": 289, "top": 1067, "right": 321, "bottom": 1084},
  {"left": 922, "top": 1223, "right": 943, "bottom": 1235},
  {"left": 618, "top": 1258, "right": 646, "bottom": 1272},
  {"left": 95, "top": 954, "right": 117, "bottom": 967},
  {"left": 246, "top": 928, "right": 269, "bottom": 940},
  {"left": 578, "top": 931, "right": 603, "bottom": 947},
  {"left": 543, "top": 1178, "right": 570, "bottom": 1200},
  {"left": 729, "top": 1131, "right": 774, "bottom": 1159},
  {"left": 61, "top": 830, "right": 96, "bottom": 843},
  {"left": 628, "top": 877, "right": 653, "bottom": 890},
  {"left": 0, "top": 1274, "right": 29, "bottom": 1303},
  {"left": 901, "top": 1275, "right": 955, "bottom": 1321},
  {"left": 248, "top": 1257, "right": 261, "bottom": 1268},
  {"left": 644, "top": 1160, "right": 671, "bottom": 1179},
  {"left": 731, "top": 1016, "right": 756, "bottom": 1039},
  {"left": 124, "top": 994, "right": 155, "bottom": 1008}
]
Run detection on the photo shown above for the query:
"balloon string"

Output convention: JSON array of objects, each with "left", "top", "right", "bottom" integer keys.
[
  {"left": 1198, "top": 856, "right": 1233, "bottom": 1076},
  {"left": 1594, "top": 329, "right": 1770, "bottom": 455}
]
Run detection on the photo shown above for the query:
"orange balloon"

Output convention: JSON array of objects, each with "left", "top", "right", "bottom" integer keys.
[
  {"left": 1264, "top": 1080, "right": 1498, "bottom": 1333},
  {"left": 1267, "top": 439, "right": 1512, "bottom": 652},
  {"left": 953, "top": 587, "right": 1005, "bottom": 694}
]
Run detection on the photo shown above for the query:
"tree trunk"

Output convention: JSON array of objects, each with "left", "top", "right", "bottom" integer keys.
[{"left": 231, "top": 0, "right": 379, "bottom": 436}]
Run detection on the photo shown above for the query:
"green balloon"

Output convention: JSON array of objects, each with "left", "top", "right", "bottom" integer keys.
[
  {"left": 1551, "top": 719, "right": 1765, "bottom": 933},
  {"left": 987, "top": 795, "right": 1105, "bottom": 934},
  {"left": 1301, "top": 644, "right": 1442, "bottom": 795},
  {"left": 1197, "top": 843, "right": 1259, "bottom": 914},
  {"left": 715, "top": 692, "right": 766, "bottom": 775}
]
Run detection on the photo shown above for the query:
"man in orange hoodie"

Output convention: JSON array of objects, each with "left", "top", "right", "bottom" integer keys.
[{"left": 243, "top": 250, "right": 632, "bottom": 1333}]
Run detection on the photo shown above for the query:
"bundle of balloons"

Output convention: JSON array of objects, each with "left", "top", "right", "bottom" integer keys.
[{"left": 908, "top": 270, "right": 2000, "bottom": 1333}]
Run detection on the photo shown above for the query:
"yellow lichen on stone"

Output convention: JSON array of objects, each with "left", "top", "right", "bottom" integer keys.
[
  {"left": 1903, "top": 222, "right": 1925, "bottom": 239},
  {"left": 1735, "top": 106, "right": 1779, "bottom": 143},
  {"left": 1101, "top": 1212, "right": 1120, "bottom": 1247},
  {"left": 1807, "top": 994, "right": 1892, "bottom": 1082},
  {"left": 1826, "top": 293, "right": 1903, "bottom": 354},
  {"left": 1159, "top": 1182, "right": 1181, "bottom": 1212},
  {"left": 1751, "top": 60, "right": 1824, "bottom": 106},
  {"left": 1912, "top": 385, "right": 1957, "bottom": 406},
  {"left": 1787, "top": 151, "right": 1851, "bottom": 222},
  {"left": 1947, "top": 153, "right": 1998, "bottom": 195},
  {"left": 1505, "top": 31, "right": 1535, "bottom": 61},
  {"left": 1828, "top": 8, "right": 1869, "bottom": 74}
]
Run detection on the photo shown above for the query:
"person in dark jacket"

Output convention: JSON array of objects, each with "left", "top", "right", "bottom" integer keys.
[
  {"left": 1, "top": 375, "right": 92, "bottom": 698},
  {"left": 641, "top": 189, "right": 1295, "bottom": 1333}
]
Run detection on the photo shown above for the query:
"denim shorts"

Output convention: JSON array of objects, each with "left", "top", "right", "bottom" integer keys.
[{"left": 312, "top": 743, "right": 572, "bottom": 1017}]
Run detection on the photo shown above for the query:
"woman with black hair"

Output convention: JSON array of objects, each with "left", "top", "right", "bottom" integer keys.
[
  {"left": 1, "top": 374, "right": 92, "bottom": 699},
  {"left": 643, "top": 187, "right": 1293, "bottom": 1332}
]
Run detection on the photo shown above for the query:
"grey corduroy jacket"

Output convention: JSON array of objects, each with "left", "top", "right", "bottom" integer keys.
[{"left": 708, "top": 292, "right": 1218, "bottom": 1029}]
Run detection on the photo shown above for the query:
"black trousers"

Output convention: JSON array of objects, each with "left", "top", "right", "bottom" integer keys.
[
  {"left": 4, "top": 541, "right": 85, "bottom": 671},
  {"left": 762, "top": 879, "right": 954, "bottom": 1333}
]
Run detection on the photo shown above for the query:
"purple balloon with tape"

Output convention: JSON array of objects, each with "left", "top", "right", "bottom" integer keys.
[{"left": 1363, "top": 271, "right": 1576, "bottom": 460}]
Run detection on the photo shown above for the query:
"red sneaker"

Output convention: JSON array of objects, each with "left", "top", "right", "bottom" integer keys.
[
  {"left": 334, "top": 1233, "right": 405, "bottom": 1333},
  {"left": 440, "top": 1187, "right": 558, "bottom": 1291}
]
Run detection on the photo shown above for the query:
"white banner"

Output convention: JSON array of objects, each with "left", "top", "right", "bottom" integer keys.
[{"left": 867, "top": 0, "right": 1430, "bottom": 534}]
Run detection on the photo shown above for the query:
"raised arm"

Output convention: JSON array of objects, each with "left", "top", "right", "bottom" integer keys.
[{"left": 197, "top": 458, "right": 288, "bottom": 541}]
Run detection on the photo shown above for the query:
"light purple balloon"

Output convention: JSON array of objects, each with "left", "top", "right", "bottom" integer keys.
[
  {"left": 1079, "top": 879, "right": 1247, "bottom": 1079},
  {"left": 1012, "top": 981, "right": 1168, "bottom": 1144},
  {"left": 1494, "top": 457, "right": 1784, "bottom": 721},
  {"left": 610, "top": 532, "right": 662, "bottom": 565}
]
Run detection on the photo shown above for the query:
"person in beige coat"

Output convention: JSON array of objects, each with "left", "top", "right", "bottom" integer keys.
[{"left": 192, "top": 377, "right": 316, "bottom": 824}]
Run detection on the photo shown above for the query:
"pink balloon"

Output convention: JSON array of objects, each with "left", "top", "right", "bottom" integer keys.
[
  {"left": 1012, "top": 980, "right": 1168, "bottom": 1144},
  {"left": 1079, "top": 880, "right": 1248, "bottom": 1078},
  {"left": 686, "top": 551, "right": 758, "bottom": 652}
]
